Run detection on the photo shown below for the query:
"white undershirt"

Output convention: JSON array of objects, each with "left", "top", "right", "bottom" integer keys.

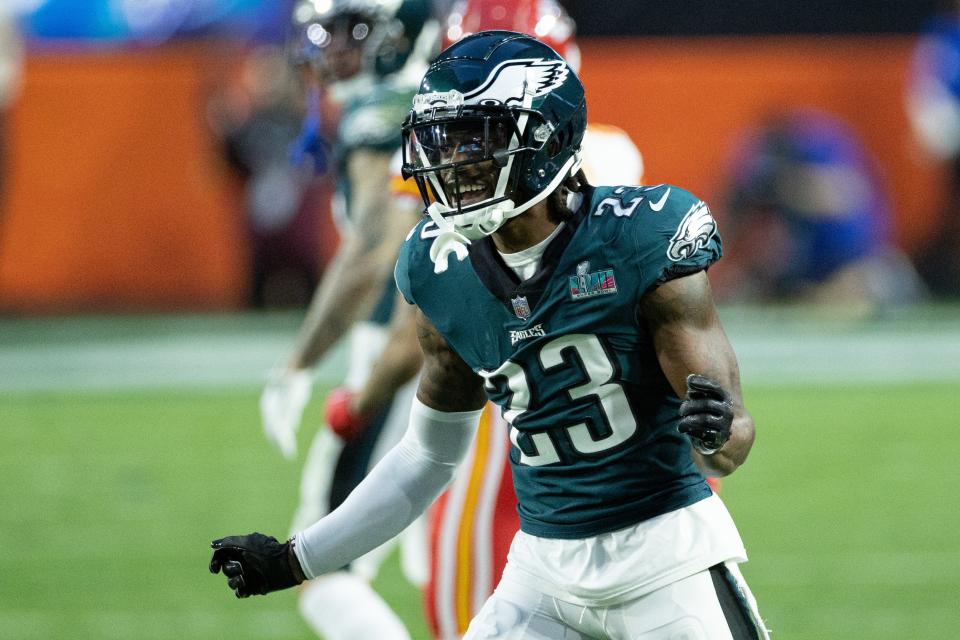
[{"left": 497, "top": 223, "right": 566, "bottom": 281}]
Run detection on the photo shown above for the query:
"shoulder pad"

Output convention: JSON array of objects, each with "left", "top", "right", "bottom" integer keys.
[
  {"left": 339, "top": 87, "right": 413, "bottom": 152},
  {"left": 587, "top": 184, "right": 722, "bottom": 292},
  {"left": 640, "top": 185, "right": 722, "bottom": 285},
  {"left": 395, "top": 217, "right": 436, "bottom": 305}
]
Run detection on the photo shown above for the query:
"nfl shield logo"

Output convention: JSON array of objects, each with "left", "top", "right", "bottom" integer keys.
[{"left": 511, "top": 295, "right": 531, "bottom": 320}]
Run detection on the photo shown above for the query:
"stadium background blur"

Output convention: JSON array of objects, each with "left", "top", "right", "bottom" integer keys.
[{"left": 2, "top": 1, "right": 959, "bottom": 638}]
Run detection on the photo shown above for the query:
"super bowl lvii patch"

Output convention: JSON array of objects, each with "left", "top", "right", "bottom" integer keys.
[{"left": 569, "top": 261, "right": 618, "bottom": 300}]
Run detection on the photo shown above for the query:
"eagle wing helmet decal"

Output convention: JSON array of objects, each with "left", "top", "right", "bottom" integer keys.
[
  {"left": 464, "top": 58, "right": 569, "bottom": 106},
  {"left": 667, "top": 201, "right": 718, "bottom": 262}
]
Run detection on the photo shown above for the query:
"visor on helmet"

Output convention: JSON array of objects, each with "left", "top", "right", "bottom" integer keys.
[
  {"left": 408, "top": 117, "right": 515, "bottom": 168},
  {"left": 403, "top": 107, "right": 549, "bottom": 213}
]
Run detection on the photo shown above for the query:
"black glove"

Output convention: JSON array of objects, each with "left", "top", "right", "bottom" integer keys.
[
  {"left": 209, "top": 533, "right": 305, "bottom": 598},
  {"left": 678, "top": 374, "right": 733, "bottom": 455}
]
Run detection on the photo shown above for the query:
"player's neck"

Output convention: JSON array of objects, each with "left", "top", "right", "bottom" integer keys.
[{"left": 491, "top": 202, "right": 557, "bottom": 254}]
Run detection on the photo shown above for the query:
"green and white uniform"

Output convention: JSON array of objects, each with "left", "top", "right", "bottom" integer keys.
[
  {"left": 333, "top": 79, "right": 418, "bottom": 222},
  {"left": 334, "top": 78, "right": 419, "bottom": 325},
  {"left": 397, "top": 186, "right": 761, "bottom": 626},
  {"left": 399, "top": 184, "right": 723, "bottom": 537}
]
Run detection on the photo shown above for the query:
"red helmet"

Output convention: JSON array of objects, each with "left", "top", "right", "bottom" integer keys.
[{"left": 442, "top": 0, "right": 580, "bottom": 71}]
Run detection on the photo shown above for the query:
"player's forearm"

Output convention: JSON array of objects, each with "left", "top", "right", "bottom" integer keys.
[
  {"left": 293, "top": 397, "right": 481, "bottom": 578},
  {"left": 354, "top": 304, "right": 423, "bottom": 415},
  {"left": 288, "top": 239, "right": 390, "bottom": 369},
  {"left": 354, "top": 347, "right": 422, "bottom": 415},
  {"left": 287, "top": 149, "right": 402, "bottom": 370},
  {"left": 294, "top": 436, "right": 447, "bottom": 578},
  {"left": 693, "top": 409, "right": 754, "bottom": 477}
]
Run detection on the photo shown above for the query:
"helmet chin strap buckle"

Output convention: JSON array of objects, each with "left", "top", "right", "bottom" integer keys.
[
  {"left": 423, "top": 150, "right": 580, "bottom": 275},
  {"left": 425, "top": 152, "right": 580, "bottom": 274},
  {"left": 424, "top": 196, "right": 521, "bottom": 274},
  {"left": 426, "top": 203, "right": 472, "bottom": 274}
]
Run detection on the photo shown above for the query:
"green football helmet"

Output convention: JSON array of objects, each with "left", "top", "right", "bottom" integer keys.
[
  {"left": 402, "top": 30, "right": 587, "bottom": 240},
  {"left": 290, "top": 0, "right": 438, "bottom": 82}
]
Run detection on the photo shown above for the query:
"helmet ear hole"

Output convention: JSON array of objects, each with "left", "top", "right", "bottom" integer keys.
[{"left": 546, "top": 120, "right": 576, "bottom": 158}]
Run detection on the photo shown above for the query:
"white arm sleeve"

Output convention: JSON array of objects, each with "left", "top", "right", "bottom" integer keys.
[{"left": 293, "top": 397, "right": 482, "bottom": 579}]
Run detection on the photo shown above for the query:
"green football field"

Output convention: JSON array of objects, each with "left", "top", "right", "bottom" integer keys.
[{"left": 2, "top": 309, "right": 959, "bottom": 639}]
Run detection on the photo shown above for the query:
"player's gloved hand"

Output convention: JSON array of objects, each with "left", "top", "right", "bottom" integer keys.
[
  {"left": 209, "top": 533, "right": 305, "bottom": 598},
  {"left": 325, "top": 387, "right": 371, "bottom": 442},
  {"left": 678, "top": 374, "right": 733, "bottom": 455},
  {"left": 260, "top": 368, "right": 313, "bottom": 459}
]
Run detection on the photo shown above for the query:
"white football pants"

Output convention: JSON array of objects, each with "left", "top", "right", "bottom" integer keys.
[{"left": 463, "top": 561, "right": 769, "bottom": 640}]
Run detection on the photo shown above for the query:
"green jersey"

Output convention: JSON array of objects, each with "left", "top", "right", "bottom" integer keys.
[
  {"left": 396, "top": 184, "right": 722, "bottom": 538},
  {"left": 334, "top": 78, "right": 418, "bottom": 325},
  {"left": 334, "top": 80, "right": 417, "bottom": 220}
]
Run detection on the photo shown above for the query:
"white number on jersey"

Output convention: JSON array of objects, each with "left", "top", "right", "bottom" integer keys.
[{"left": 481, "top": 333, "right": 638, "bottom": 467}]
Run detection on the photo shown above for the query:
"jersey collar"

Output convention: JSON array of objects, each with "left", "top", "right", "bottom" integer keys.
[{"left": 468, "top": 188, "right": 591, "bottom": 318}]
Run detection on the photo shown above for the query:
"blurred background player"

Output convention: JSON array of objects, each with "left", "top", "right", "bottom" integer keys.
[
  {"left": 716, "top": 107, "right": 925, "bottom": 313},
  {"left": 208, "top": 45, "right": 330, "bottom": 308},
  {"left": 259, "top": 1, "right": 439, "bottom": 639},
  {"left": 907, "top": 1, "right": 960, "bottom": 297}
]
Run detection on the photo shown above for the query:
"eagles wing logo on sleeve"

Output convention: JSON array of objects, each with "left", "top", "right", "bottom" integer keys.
[
  {"left": 667, "top": 201, "right": 717, "bottom": 262},
  {"left": 464, "top": 58, "right": 568, "bottom": 106}
]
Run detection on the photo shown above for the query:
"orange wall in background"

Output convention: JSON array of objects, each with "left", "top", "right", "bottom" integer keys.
[
  {"left": 0, "top": 36, "right": 947, "bottom": 312},
  {"left": 0, "top": 45, "right": 248, "bottom": 313},
  {"left": 579, "top": 36, "right": 947, "bottom": 253}
]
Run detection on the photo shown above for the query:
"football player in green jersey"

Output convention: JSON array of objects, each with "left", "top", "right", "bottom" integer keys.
[
  {"left": 257, "top": 2, "right": 439, "bottom": 639},
  {"left": 214, "top": 30, "right": 769, "bottom": 639}
]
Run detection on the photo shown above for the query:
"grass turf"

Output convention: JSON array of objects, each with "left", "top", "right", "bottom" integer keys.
[{"left": 2, "top": 383, "right": 957, "bottom": 639}]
